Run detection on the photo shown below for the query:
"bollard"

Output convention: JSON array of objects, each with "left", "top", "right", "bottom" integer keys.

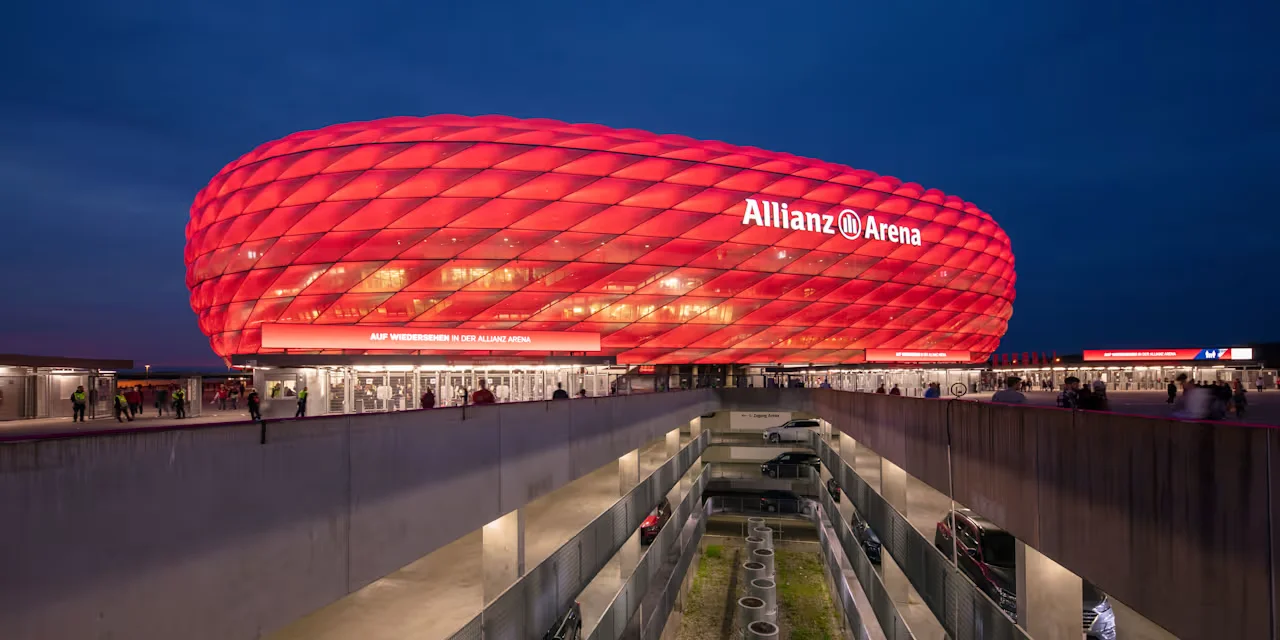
[
  {"left": 750, "top": 578, "right": 778, "bottom": 623},
  {"left": 746, "top": 536, "right": 766, "bottom": 553},
  {"left": 752, "top": 526, "right": 774, "bottom": 547},
  {"left": 743, "top": 561, "right": 766, "bottom": 583},
  {"left": 738, "top": 596, "right": 766, "bottom": 629},
  {"left": 751, "top": 547, "right": 775, "bottom": 577},
  {"left": 746, "top": 620, "right": 779, "bottom": 640}
]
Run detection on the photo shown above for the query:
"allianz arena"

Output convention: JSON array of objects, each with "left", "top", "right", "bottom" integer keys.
[{"left": 186, "top": 115, "right": 1015, "bottom": 368}]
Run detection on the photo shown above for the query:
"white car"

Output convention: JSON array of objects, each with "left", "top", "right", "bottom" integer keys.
[{"left": 762, "top": 418, "right": 821, "bottom": 443}]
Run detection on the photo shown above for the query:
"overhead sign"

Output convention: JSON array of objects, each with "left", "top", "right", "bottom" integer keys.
[
  {"left": 260, "top": 324, "right": 601, "bottom": 352},
  {"left": 865, "top": 349, "right": 971, "bottom": 363},
  {"left": 1083, "top": 348, "right": 1253, "bottom": 362},
  {"left": 741, "top": 198, "right": 922, "bottom": 246}
]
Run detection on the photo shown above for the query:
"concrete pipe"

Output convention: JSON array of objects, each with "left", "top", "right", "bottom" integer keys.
[
  {"left": 753, "top": 526, "right": 774, "bottom": 547},
  {"left": 747, "top": 517, "right": 766, "bottom": 529},
  {"left": 750, "top": 578, "right": 778, "bottom": 623},
  {"left": 738, "top": 596, "right": 766, "bottom": 629},
  {"left": 746, "top": 620, "right": 780, "bottom": 640},
  {"left": 751, "top": 547, "right": 775, "bottom": 577},
  {"left": 746, "top": 536, "right": 766, "bottom": 553},
  {"left": 743, "top": 561, "right": 766, "bottom": 583}
]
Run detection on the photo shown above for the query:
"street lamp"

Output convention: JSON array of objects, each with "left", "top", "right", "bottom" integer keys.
[{"left": 145, "top": 364, "right": 151, "bottom": 379}]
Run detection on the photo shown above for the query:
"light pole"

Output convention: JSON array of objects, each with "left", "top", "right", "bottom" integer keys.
[{"left": 145, "top": 364, "right": 151, "bottom": 379}]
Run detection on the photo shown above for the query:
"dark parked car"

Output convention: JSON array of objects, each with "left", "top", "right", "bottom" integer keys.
[
  {"left": 759, "top": 489, "right": 807, "bottom": 514},
  {"left": 640, "top": 498, "right": 673, "bottom": 544},
  {"left": 544, "top": 601, "right": 582, "bottom": 640},
  {"left": 850, "top": 508, "right": 881, "bottom": 564},
  {"left": 934, "top": 509, "right": 1116, "bottom": 640},
  {"left": 760, "top": 451, "right": 820, "bottom": 478}
]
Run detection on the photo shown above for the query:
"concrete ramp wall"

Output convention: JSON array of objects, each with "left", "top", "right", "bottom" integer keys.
[{"left": 0, "top": 390, "right": 715, "bottom": 640}]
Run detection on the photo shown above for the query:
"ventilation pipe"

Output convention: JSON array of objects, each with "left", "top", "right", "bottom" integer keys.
[
  {"left": 752, "top": 526, "right": 774, "bottom": 547},
  {"left": 743, "top": 561, "right": 766, "bottom": 583},
  {"left": 746, "top": 620, "right": 780, "bottom": 640},
  {"left": 750, "top": 577, "right": 778, "bottom": 623},
  {"left": 738, "top": 596, "right": 766, "bottom": 628},
  {"left": 751, "top": 547, "right": 775, "bottom": 578}
]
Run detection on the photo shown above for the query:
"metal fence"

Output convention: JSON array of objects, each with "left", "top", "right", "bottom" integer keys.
[
  {"left": 810, "top": 432, "right": 1030, "bottom": 640},
  {"left": 590, "top": 462, "right": 710, "bottom": 640},
  {"left": 815, "top": 479, "right": 914, "bottom": 640},
  {"left": 703, "top": 494, "right": 816, "bottom": 518},
  {"left": 450, "top": 429, "right": 710, "bottom": 640}
]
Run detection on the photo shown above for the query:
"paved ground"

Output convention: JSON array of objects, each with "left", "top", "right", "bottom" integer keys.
[
  {"left": 971, "top": 389, "right": 1280, "bottom": 425},
  {"left": 270, "top": 434, "right": 685, "bottom": 640},
  {"left": 0, "top": 408, "right": 254, "bottom": 440}
]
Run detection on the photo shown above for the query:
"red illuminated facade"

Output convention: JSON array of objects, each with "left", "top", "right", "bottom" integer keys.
[{"left": 185, "top": 115, "right": 1015, "bottom": 364}]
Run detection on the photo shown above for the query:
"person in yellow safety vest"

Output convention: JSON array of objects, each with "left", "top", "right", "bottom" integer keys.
[
  {"left": 295, "top": 386, "right": 309, "bottom": 418},
  {"left": 70, "top": 385, "right": 88, "bottom": 422},
  {"left": 173, "top": 386, "right": 187, "bottom": 419},
  {"left": 114, "top": 391, "right": 133, "bottom": 423}
]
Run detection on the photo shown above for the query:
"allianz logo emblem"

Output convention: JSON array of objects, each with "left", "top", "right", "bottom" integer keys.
[{"left": 741, "top": 198, "right": 922, "bottom": 246}]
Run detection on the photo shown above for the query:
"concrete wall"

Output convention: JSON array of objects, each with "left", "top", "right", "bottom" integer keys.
[
  {"left": 716, "top": 387, "right": 1275, "bottom": 640},
  {"left": 0, "top": 390, "right": 716, "bottom": 640}
]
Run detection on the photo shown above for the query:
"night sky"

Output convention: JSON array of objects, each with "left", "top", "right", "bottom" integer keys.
[{"left": 2, "top": 1, "right": 1276, "bottom": 366}]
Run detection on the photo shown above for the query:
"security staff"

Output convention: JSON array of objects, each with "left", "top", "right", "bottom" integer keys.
[
  {"left": 173, "top": 386, "right": 187, "bottom": 419},
  {"left": 114, "top": 391, "right": 133, "bottom": 422},
  {"left": 70, "top": 385, "right": 88, "bottom": 422},
  {"left": 295, "top": 386, "right": 309, "bottom": 418}
]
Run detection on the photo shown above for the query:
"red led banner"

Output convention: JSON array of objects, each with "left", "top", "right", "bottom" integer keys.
[
  {"left": 865, "top": 349, "right": 972, "bottom": 363},
  {"left": 260, "top": 324, "right": 600, "bottom": 352}
]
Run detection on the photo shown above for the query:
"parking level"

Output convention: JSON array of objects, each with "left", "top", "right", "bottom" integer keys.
[{"left": 269, "top": 434, "right": 684, "bottom": 640}]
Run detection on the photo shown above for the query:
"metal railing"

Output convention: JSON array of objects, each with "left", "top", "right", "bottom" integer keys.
[
  {"left": 703, "top": 495, "right": 816, "bottom": 518},
  {"left": 589, "top": 463, "right": 710, "bottom": 640},
  {"left": 810, "top": 432, "right": 1030, "bottom": 640},
  {"left": 450, "top": 429, "right": 710, "bottom": 640},
  {"left": 815, "top": 477, "right": 914, "bottom": 640}
]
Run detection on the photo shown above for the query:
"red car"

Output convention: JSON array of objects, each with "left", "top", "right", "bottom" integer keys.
[{"left": 640, "top": 499, "right": 673, "bottom": 544}]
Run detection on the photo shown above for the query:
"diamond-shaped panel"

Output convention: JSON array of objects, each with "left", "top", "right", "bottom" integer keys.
[{"left": 187, "top": 115, "right": 1015, "bottom": 363}]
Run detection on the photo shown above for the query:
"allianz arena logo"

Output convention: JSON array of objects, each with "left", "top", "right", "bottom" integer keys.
[{"left": 742, "top": 198, "right": 922, "bottom": 246}]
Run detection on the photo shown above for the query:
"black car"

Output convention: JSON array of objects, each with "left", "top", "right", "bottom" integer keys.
[
  {"left": 543, "top": 601, "right": 582, "bottom": 640},
  {"left": 640, "top": 498, "right": 673, "bottom": 545},
  {"left": 759, "top": 489, "right": 806, "bottom": 514},
  {"left": 850, "top": 508, "right": 881, "bottom": 564},
  {"left": 826, "top": 477, "right": 841, "bottom": 502},
  {"left": 934, "top": 509, "right": 1116, "bottom": 640},
  {"left": 760, "top": 451, "right": 820, "bottom": 478}
]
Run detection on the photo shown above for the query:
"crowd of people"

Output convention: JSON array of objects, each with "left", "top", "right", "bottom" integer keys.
[{"left": 1169, "top": 375, "right": 1248, "bottom": 420}]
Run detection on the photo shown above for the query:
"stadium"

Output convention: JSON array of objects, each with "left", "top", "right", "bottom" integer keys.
[{"left": 185, "top": 115, "right": 1015, "bottom": 410}]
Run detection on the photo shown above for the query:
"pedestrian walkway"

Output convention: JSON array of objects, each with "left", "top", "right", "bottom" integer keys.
[{"left": 0, "top": 409, "right": 254, "bottom": 441}]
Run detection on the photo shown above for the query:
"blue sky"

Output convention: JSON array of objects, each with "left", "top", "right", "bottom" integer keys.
[{"left": 1, "top": 0, "right": 1276, "bottom": 365}]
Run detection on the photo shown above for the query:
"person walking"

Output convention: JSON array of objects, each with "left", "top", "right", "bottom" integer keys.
[
  {"left": 1173, "top": 373, "right": 1210, "bottom": 419},
  {"left": 1257, "top": 377, "right": 1266, "bottom": 393},
  {"left": 924, "top": 382, "right": 941, "bottom": 398},
  {"left": 552, "top": 382, "right": 570, "bottom": 399},
  {"left": 577, "top": 388, "right": 588, "bottom": 398},
  {"left": 875, "top": 385, "right": 886, "bottom": 394},
  {"left": 1166, "top": 380, "right": 1177, "bottom": 403},
  {"left": 128, "top": 387, "right": 143, "bottom": 417},
  {"left": 295, "top": 386, "right": 309, "bottom": 417},
  {"left": 471, "top": 379, "right": 496, "bottom": 405},
  {"left": 71, "top": 385, "right": 88, "bottom": 422},
  {"left": 215, "top": 385, "right": 227, "bottom": 410},
  {"left": 173, "top": 386, "right": 187, "bottom": 419},
  {"left": 246, "top": 387, "right": 261, "bottom": 421},
  {"left": 1059, "top": 376, "right": 1081, "bottom": 409},
  {"left": 1232, "top": 381, "right": 1248, "bottom": 419},
  {"left": 991, "top": 376, "right": 1027, "bottom": 404},
  {"left": 420, "top": 387, "right": 435, "bottom": 409},
  {"left": 229, "top": 385, "right": 239, "bottom": 410},
  {"left": 155, "top": 386, "right": 169, "bottom": 417},
  {"left": 114, "top": 390, "right": 133, "bottom": 422},
  {"left": 888, "top": 384, "right": 902, "bottom": 396}
]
